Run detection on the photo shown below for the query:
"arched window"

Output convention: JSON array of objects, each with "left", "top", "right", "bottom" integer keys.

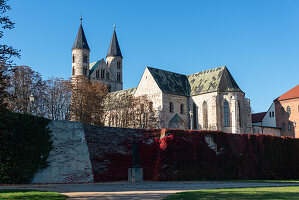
[
  {"left": 287, "top": 106, "right": 291, "bottom": 115},
  {"left": 117, "top": 61, "right": 121, "bottom": 69},
  {"left": 180, "top": 104, "right": 184, "bottom": 114},
  {"left": 72, "top": 55, "right": 75, "bottom": 63},
  {"left": 282, "top": 123, "right": 286, "bottom": 132},
  {"left": 83, "top": 54, "right": 88, "bottom": 63},
  {"left": 117, "top": 72, "right": 121, "bottom": 81},
  {"left": 281, "top": 107, "right": 285, "bottom": 116},
  {"left": 203, "top": 101, "right": 208, "bottom": 129},
  {"left": 169, "top": 102, "right": 174, "bottom": 113},
  {"left": 96, "top": 70, "right": 99, "bottom": 78},
  {"left": 101, "top": 69, "right": 105, "bottom": 79},
  {"left": 106, "top": 72, "right": 110, "bottom": 80},
  {"left": 83, "top": 67, "right": 88, "bottom": 76},
  {"left": 72, "top": 67, "right": 75, "bottom": 75},
  {"left": 288, "top": 122, "right": 292, "bottom": 131},
  {"left": 223, "top": 100, "right": 230, "bottom": 127},
  {"left": 193, "top": 103, "right": 197, "bottom": 129}
]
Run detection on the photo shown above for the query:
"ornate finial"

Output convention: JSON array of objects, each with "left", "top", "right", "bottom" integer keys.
[
  {"left": 113, "top": 25, "right": 116, "bottom": 30},
  {"left": 80, "top": 14, "right": 83, "bottom": 24}
]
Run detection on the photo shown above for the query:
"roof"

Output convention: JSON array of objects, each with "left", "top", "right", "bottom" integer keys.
[
  {"left": 107, "top": 87, "right": 137, "bottom": 99},
  {"left": 146, "top": 67, "right": 190, "bottom": 96},
  {"left": 72, "top": 24, "right": 90, "bottom": 50},
  {"left": 169, "top": 114, "right": 185, "bottom": 124},
  {"left": 106, "top": 30, "right": 122, "bottom": 58},
  {"left": 89, "top": 59, "right": 104, "bottom": 74},
  {"left": 278, "top": 84, "right": 299, "bottom": 101},
  {"left": 146, "top": 66, "right": 243, "bottom": 96},
  {"left": 251, "top": 112, "right": 267, "bottom": 123}
]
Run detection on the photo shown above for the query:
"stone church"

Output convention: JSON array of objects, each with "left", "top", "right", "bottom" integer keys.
[{"left": 71, "top": 21, "right": 252, "bottom": 134}]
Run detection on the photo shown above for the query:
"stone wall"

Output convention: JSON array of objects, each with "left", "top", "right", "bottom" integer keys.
[
  {"left": 31, "top": 121, "right": 94, "bottom": 183},
  {"left": 252, "top": 125, "right": 281, "bottom": 136}
]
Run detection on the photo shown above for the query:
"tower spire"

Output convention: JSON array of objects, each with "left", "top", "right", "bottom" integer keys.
[
  {"left": 106, "top": 26, "right": 122, "bottom": 58},
  {"left": 72, "top": 18, "right": 89, "bottom": 50}
]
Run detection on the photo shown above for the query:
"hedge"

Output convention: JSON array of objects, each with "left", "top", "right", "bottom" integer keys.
[{"left": 0, "top": 108, "right": 52, "bottom": 184}]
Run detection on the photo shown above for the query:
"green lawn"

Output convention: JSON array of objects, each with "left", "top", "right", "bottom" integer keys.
[
  {"left": 164, "top": 186, "right": 299, "bottom": 200},
  {"left": 213, "top": 180, "right": 299, "bottom": 183},
  {"left": 0, "top": 190, "right": 67, "bottom": 200}
]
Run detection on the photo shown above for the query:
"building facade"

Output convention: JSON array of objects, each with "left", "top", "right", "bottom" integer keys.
[{"left": 71, "top": 21, "right": 252, "bottom": 134}]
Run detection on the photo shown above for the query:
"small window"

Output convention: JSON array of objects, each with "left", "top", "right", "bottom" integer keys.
[
  {"left": 282, "top": 123, "right": 286, "bottom": 132},
  {"left": 281, "top": 107, "right": 285, "bottom": 116},
  {"left": 96, "top": 70, "right": 99, "bottom": 78},
  {"left": 287, "top": 106, "right": 291, "bottom": 115},
  {"left": 272, "top": 111, "right": 275, "bottom": 117},
  {"left": 117, "top": 72, "right": 121, "bottom": 81},
  {"left": 72, "top": 67, "right": 75, "bottom": 75},
  {"left": 107, "top": 85, "right": 111, "bottom": 92},
  {"left": 101, "top": 69, "right": 105, "bottom": 79},
  {"left": 288, "top": 122, "right": 293, "bottom": 131},
  {"left": 180, "top": 104, "right": 184, "bottom": 114},
  {"left": 107, "top": 61, "right": 110, "bottom": 67},
  {"left": 117, "top": 61, "right": 121, "bottom": 69},
  {"left": 72, "top": 55, "right": 75, "bottom": 63},
  {"left": 106, "top": 72, "right": 110, "bottom": 80},
  {"left": 269, "top": 112, "right": 272, "bottom": 118},
  {"left": 83, "top": 67, "right": 88, "bottom": 76},
  {"left": 83, "top": 55, "right": 88, "bottom": 63},
  {"left": 223, "top": 100, "right": 230, "bottom": 127},
  {"left": 169, "top": 102, "right": 174, "bottom": 113}
]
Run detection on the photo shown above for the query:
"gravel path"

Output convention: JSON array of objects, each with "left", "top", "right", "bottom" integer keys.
[{"left": 1, "top": 181, "right": 298, "bottom": 200}]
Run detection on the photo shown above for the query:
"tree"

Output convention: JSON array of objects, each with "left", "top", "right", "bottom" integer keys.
[
  {"left": 71, "top": 77, "right": 108, "bottom": 125},
  {"left": 0, "top": 0, "right": 20, "bottom": 109}
]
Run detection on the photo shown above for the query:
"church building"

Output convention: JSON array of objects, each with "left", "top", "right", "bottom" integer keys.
[{"left": 71, "top": 21, "right": 252, "bottom": 134}]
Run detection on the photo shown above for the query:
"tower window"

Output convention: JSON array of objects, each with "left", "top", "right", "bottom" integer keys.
[
  {"left": 169, "top": 102, "right": 174, "bottom": 113},
  {"left": 281, "top": 107, "right": 285, "bottom": 116},
  {"left": 180, "top": 104, "right": 184, "bottom": 114},
  {"left": 83, "top": 67, "right": 88, "bottom": 76},
  {"left": 107, "top": 61, "right": 110, "bottom": 67},
  {"left": 117, "top": 61, "right": 121, "bottom": 69},
  {"left": 203, "top": 101, "right": 208, "bottom": 129},
  {"left": 72, "top": 67, "right": 75, "bottom": 75},
  {"left": 101, "top": 69, "right": 105, "bottom": 79},
  {"left": 83, "top": 55, "right": 88, "bottom": 63},
  {"left": 288, "top": 122, "right": 292, "bottom": 131},
  {"left": 72, "top": 55, "right": 75, "bottom": 63},
  {"left": 96, "top": 70, "right": 99, "bottom": 78},
  {"left": 117, "top": 72, "right": 121, "bottom": 81},
  {"left": 106, "top": 72, "right": 110, "bottom": 80},
  {"left": 223, "top": 100, "right": 230, "bottom": 127}
]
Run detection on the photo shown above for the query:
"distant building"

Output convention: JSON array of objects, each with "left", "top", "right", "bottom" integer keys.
[
  {"left": 252, "top": 84, "right": 299, "bottom": 138},
  {"left": 274, "top": 84, "right": 299, "bottom": 138}
]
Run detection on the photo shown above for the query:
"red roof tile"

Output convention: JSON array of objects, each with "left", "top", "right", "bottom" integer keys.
[
  {"left": 252, "top": 112, "right": 267, "bottom": 123},
  {"left": 278, "top": 84, "right": 299, "bottom": 101}
]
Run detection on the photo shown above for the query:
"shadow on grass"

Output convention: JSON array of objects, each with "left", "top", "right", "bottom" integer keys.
[{"left": 0, "top": 189, "right": 67, "bottom": 200}]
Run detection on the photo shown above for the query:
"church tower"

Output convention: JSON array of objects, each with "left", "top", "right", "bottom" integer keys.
[
  {"left": 72, "top": 18, "right": 90, "bottom": 80},
  {"left": 106, "top": 26, "right": 123, "bottom": 91}
]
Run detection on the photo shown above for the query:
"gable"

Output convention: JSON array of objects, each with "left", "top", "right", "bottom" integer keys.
[{"left": 89, "top": 59, "right": 115, "bottom": 80}]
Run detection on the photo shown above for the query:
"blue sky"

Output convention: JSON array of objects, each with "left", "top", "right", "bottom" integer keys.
[{"left": 3, "top": 0, "right": 299, "bottom": 113}]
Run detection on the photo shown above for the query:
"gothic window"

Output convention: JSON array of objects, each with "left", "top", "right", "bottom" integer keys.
[
  {"left": 203, "top": 101, "right": 208, "bottom": 129},
  {"left": 287, "top": 106, "right": 291, "bottom": 115},
  {"left": 193, "top": 103, "right": 197, "bottom": 129},
  {"left": 180, "top": 104, "right": 184, "bottom": 114},
  {"left": 169, "top": 102, "right": 174, "bottom": 113},
  {"left": 288, "top": 122, "right": 292, "bottom": 131},
  {"left": 72, "top": 67, "right": 75, "bottom": 75},
  {"left": 282, "top": 123, "right": 286, "bottom": 132},
  {"left": 72, "top": 55, "right": 75, "bottom": 63},
  {"left": 281, "top": 107, "right": 285, "bottom": 116},
  {"left": 96, "top": 70, "right": 99, "bottom": 78},
  {"left": 83, "top": 54, "right": 88, "bottom": 63},
  {"left": 101, "top": 69, "right": 105, "bottom": 79},
  {"left": 117, "top": 61, "right": 121, "bottom": 69},
  {"left": 117, "top": 72, "right": 121, "bottom": 81},
  {"left": 106, "top": 72, "right": 110, "bottom": 80},
  {"left": 223, "top": 100, "right": 230, "bottom": 127}
]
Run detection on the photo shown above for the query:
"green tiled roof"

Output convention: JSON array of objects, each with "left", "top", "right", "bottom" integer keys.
[
  {"left": 147, "top": 66, "right": 242, "bottom": 96},
  {"left": 146, "top": 67, "right": 190, "bottom": 96},
  {"left": 107, "top": 87, "right": 137, "bottom": 99},
  {"left": 89, "top": 59, "right": 104, "bottom": 74}
]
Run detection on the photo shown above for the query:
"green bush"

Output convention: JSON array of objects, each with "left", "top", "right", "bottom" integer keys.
[{"left": 0, "top": 108, "right": 52, "bottom": 183}]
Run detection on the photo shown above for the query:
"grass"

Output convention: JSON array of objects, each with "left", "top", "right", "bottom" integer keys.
[
  {"left": 212, "top": 179, "right": 299, "bottom": 183},
  {"left": 0, "top": 189, "right": 67, "bottom": 200},
  {"left": 164, "top": 186, "right": 299, "bottom": 200}
]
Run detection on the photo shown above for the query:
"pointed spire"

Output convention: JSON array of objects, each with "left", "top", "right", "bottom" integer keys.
[
  {"left": 106, "top": 26, "right": 122, "bottom": 57},
  {"left": 72, "top": 18, "right": 90, "bottom": 50}
]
